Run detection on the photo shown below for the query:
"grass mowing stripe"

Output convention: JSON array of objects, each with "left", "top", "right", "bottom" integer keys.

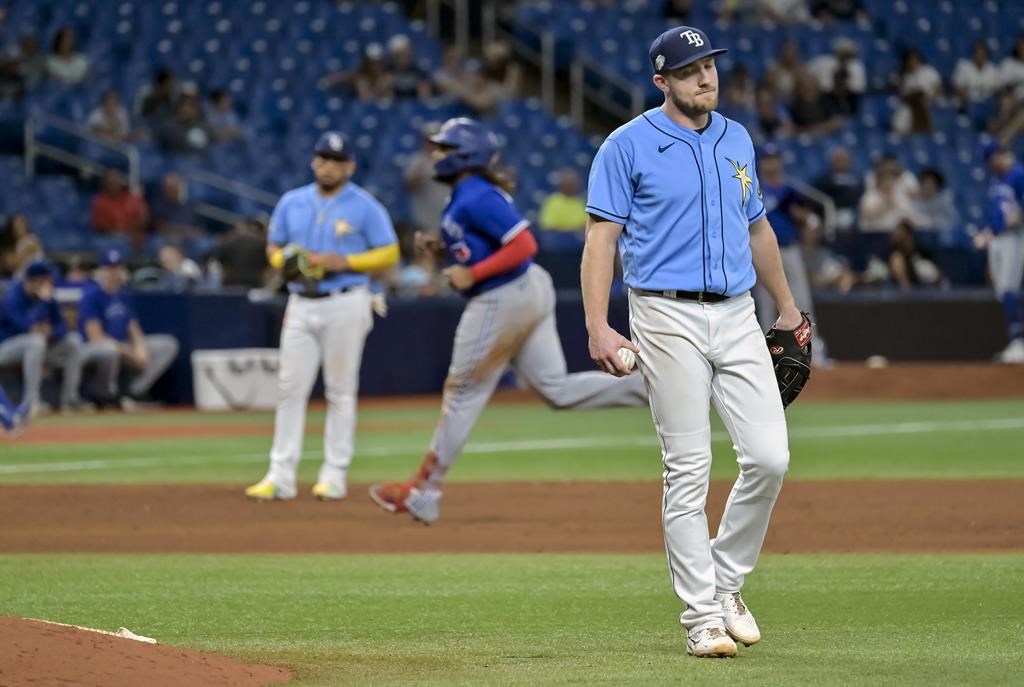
[{"left": 4, "top": 416, "right": 1024, "bottom": 476}]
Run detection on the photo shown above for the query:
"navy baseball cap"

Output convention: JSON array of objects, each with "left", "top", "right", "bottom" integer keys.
[
  {"left": 97, "top": 249, "right": 124, "bottom": 268},
  {"left": 24, "top": 260, "right": 51, "bottom": 279},
  {"left": 759, "top": 142, "right": 782, "bottom": 159},
  {"left": 650, "top": 26, "right": 728, "bottom": 74},
  {"left": 313, "top": 131, "right": 353, "bottom": 161}
]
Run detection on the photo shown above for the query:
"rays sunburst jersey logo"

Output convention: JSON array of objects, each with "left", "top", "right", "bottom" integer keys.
[{"left": 725, "top": 158, "right": 753, "bottom": 203}]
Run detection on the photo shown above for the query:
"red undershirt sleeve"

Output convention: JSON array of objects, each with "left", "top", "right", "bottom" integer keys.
[{"left": 469, "top": 228, "right": 538, "bottom": 283}]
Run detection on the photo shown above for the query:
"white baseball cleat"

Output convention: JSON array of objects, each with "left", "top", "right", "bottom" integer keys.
[
  {"left": 996, "top": 338, "right": 1024, "bottom": 364},
  {"left": 404, "top": 486, "right": 442, "bottom": 524},
  {"left": 686, "top": 626, "right": 737, "bottom": 658},
  {"left": 715, "top": 591, "right": 761, "bottom": 646}
]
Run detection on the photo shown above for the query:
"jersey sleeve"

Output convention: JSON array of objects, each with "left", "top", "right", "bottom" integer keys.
[
  {"left": 267, "top": 194, "right": 291, "bottom": 245},
  {"left": 363, "top": 198, "right": 399, "bottom": 248},
  {"left": 463, "top": 189, "right": 529, "bottom": 245},
  {"left": 77, "top": 289, "right": 102, "bottom": 328},
  {"left": 586, "top": 138, "right": 634, "bottom": 223},
  {"left": 747, "top": 154, "right": 767, "bottom": 224}
]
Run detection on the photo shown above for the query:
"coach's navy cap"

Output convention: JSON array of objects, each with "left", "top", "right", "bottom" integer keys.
[
  {"left": 24, "top": 260, "right": 52, "bottom": 279},
  {"left": 650, "top": 26, "right": 728, "bottom": 74},
  {"left": 313, "top": 131, "right": 353, "bottom": 160},
  {"left": 759, "top": 142, "right": 782, "bottom": 158},
  {"left": 97, "top": 249, "right": 124, "bottom": 268}
]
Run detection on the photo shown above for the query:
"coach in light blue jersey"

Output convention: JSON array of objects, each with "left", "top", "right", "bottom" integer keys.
[{"left": 581, "top": 26, "right": 808, "bottom": 658}]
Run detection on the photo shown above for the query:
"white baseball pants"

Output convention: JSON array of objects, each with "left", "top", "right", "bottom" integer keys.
[
  {"left": 265, "top": 288, "right": 373, "bottom": 492},
  {"left": 628, "top": 290, "right": 789, "bottom": 637}
]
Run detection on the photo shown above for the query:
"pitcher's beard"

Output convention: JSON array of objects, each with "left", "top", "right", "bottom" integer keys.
[{"left": 670, "top": 91, "right": 717, "bottom": 119}]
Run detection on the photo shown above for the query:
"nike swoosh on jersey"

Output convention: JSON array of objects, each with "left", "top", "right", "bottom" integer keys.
[{"left": 658, "top": 143, "right": 675, "bottom": 153}]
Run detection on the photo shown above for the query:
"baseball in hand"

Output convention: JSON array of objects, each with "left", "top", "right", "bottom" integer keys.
[{"left": 617, "top": 347, "right": 638, "bottom": 371}]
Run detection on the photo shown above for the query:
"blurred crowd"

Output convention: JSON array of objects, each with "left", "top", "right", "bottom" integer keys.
[{"left": 0, "top": 1, "right": 1020, "bottom": 297}]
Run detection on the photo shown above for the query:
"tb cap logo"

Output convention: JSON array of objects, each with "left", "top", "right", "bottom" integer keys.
[{"left": 681, "top": 30, "right": 704, "bottom": 47}]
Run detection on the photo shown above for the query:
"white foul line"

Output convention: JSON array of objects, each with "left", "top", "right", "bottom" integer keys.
[{"left": 1, "top": 416, "right": 1023, "bottom": 475}]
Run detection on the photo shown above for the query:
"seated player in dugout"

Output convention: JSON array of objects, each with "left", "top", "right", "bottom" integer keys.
[{"left": 369, "top": 117, "right": 649, "bottom": 525}]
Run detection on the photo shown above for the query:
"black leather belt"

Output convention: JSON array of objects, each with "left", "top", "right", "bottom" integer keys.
[
  {"left": 296, "top": 286, "right": 356, "bottom": 299},
  {"left": 636, "top": 289, "right": 731, "bottom": 303}
]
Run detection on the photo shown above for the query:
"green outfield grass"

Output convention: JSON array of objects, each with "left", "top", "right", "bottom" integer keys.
[
  {"left": 2, "top": 399, "right": 1023, "bottom": 484},
  {"left": 0, "top": 553, "right": 1020, "bottom": 686}
]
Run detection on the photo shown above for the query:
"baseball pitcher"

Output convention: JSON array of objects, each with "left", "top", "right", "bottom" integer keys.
[
  {"left": 369, "top": 117, "right": 648, "bottom": 524},
  {"left": 582, "top": 27, "right": 809, "bottom": 658},
  {"left": 246, "top": 131, "right": 399, "bottom": 501}
]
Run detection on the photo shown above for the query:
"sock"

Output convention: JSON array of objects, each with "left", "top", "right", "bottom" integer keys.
[{"left": 1000, "top": 291, "right": 1023, "bottom": 341}]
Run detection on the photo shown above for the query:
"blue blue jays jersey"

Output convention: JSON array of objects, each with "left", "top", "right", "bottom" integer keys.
[
  {"left": 78, "top": 284, "right": 137, "bottom": 342},
  {"left": 440, "top": 174, "right": 531, "bottom": 297},
  {"left": 587, "top": 109, "right": 766, "bottom": 296},
  {"left": 987, "top": 163, "right": 1024, "bottom": 235},
  {"left": 268, "top": 182, "right": 398, "bottom": 293},
  {"left": 760, "top": 182, "right": 800, "bottom": 247}
]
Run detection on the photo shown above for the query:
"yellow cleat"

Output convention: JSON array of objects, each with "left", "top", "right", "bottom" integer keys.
[
  {"left": 311, "top": 481, "right": 347, "bottom": 501},
  {"left": 244, "top": 480, "right": 294, "bottom": 501}
]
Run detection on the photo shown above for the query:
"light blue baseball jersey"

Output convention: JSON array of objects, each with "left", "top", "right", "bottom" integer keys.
[
  {"left": 440, "top": 174, "right": 531, "bottom": 298},
  {"left": 268, "top": 182, "right": 398, "bottom": 293},
  {"left": 987, "top": 162, "right": 1024, "bottom": 235},
  {"left": 587, "top": 108, "right": 766, "bottom": 296}
]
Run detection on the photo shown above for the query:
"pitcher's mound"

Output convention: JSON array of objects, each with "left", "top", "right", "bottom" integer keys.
[{"left": 0, "top": 616, "right": 291, "bottom": 687}]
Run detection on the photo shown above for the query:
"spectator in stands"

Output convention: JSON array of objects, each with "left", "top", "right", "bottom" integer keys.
[
  {"left": 662, "top": 0, "right": 693, "bottom": 22},
  {"left": 392, "top": 238, "right": 443, "bottom": 298},
  {"left": 353, "top": 43, "right": 395, "bottom": 101},
  {"left": 988, "top": 85, "right": 1024, "bottom": 143},
  {"left": 764, "top": 40, "right": 804, "bottom": 103},
  {"left": 912, "top": 168, "right": 959, "bottom": 237},
  {"left": 759, "top": 0, "right": 811, "bottom": 23},
  {"left": 718, "top": 0, "right": 761, "bottom": 23},
  {"left": 157, "top": 243, "right": 203, "bottom": 290},
  {"left": 388, "top": 34, "right": 432, "bottom": 100},
  {"left": 150, "top": 173, "right": 202, "bottom": 238},
  {"left": 213, "top": 218, "right": 269, "bottom": 288},
  {"left": 79, "top": 249, "right": 179, "bottom": 408},
  {"left": 538, "top": 169, "right": 587, "bottom": 234},
  {"left": 812, "top": 146, "right": 863, "bottom": 235},
  {"left": 722, "top": 64, "right": 756, "bottom": 112},
  {"left": 802, "top": 222, "right": 856, "bottom": 293},
  {"left": 205, "top": 89, "right": 243, "bottom": 142},
  {"left": 788, "top": 71, "right": 843, "bottom": 135},
  {"left": 457, "top": 42, "right": 521, "bottom": 115},
  {"left": 0, "top": 260, "right": 87, "bottom": 414},
  {"left": 810, "top": 0, "right": 867, "bottom": 23},
  {"left": 14, "top": 34, "right": 46, "bottom": 86},
  {"left": 404, "top": 123, "right": 449, "bottom": 234},
  {"left": 858, "top": 155, "right": 921, "bottom": 234},
  {"left": 808, "top": 37, "right": 865, "bottom": 116},
  {"left": 753, "top": 84, "right": 793, "bottom": 139},
  {"left": 0, "top": 213, "right": 43, "bottom": 278},
  {"left": 0, "top": 54, "right": 25, "bottom": 100},
  {"left": 87, "top": 90, "right": 132, "bottom": 142},
  {"left": 953, "top": 42, "right": 1001, "bottom": 121},
  {"left": 433, "top": 46, "right": 467, "bottom": 101},
  {"left": 45, "top": 26, "right": 89, "bottom": 85},
  {"left": 157, "top": 92, "right": 210, "bottom": 154},
  {"left": 90, "top": 170, "right": 149, "bottom": 248},
  {"left": 888, "top": 219, "right": 943, "bottom": 290},
  {"left": 892, "top": 48, "right": 942, "bottom": 134},
  {"left": 1000, "top": 33, "right": 1024, "bottom": 97},
  {"left": 138, "top": 67, "right": 179, "bottom": 128}
]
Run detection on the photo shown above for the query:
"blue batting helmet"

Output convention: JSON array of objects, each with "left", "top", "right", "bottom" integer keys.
[{"left": 430, "top": 117, "right": 499, "bottom": 178}]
